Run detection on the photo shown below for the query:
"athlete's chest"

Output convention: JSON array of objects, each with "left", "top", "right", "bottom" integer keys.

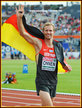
[{"left": 40, "top": 45, "right": 56, "bottom": 58}]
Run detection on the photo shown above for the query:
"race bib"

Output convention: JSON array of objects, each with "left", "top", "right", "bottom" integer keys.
[{"left": 42, "top": 57, "right": 56, "bottom": 71}]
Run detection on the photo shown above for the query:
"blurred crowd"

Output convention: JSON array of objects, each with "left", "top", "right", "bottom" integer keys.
[
  {"left": 2, "top": 5, "right": 80, "bottom": 36},
  {"left": 26, "top": 12, "right": 80, "bottom": 36},
  {"left": 55, "top": 13, "right": 80, "bottom": 35}
]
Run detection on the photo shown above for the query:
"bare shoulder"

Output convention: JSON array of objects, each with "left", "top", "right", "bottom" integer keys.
[
  {"left": 34, "top": 38, "right": 42, "bottom": 45},
  {"left": 34, "top": 38, "right": 42, "bottom": 48},
  {"left": 34, "top": 38, "right": 42, "bottom": 54}
]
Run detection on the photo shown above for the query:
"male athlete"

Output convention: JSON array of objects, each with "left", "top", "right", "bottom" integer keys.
[{"left": 16, "top": 5, "right": 72, "bottom": 106}]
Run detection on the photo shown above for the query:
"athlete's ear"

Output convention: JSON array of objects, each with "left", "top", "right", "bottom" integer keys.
[
  {"left": 53, "top": 31, "right": 55, "bottom": 34},
  {"left": 53, "top": 29, "right": 55, "bottom": 33}
]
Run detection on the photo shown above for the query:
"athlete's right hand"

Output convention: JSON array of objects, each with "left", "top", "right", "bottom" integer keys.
[{"left": 16, "top": 5, "right": 24, "bottom": 18}]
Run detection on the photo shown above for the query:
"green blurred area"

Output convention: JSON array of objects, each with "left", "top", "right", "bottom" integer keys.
[{"left": 1, "top": 59, "right": 80, "bottom": 94}]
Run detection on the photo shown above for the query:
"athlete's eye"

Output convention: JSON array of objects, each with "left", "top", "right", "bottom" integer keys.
[
  {"left": 45, "top": 30, "right": 48, "bottom": 32},
  {"left": 49, "top": 30, "right": 52, "bottom": 32}
]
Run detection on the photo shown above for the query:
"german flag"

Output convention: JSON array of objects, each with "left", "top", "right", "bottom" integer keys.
[{"left": 1, "top": 14, "right": 68, "bottom": 74}]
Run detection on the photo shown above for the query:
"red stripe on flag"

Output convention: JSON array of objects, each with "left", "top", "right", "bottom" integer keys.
[
  {"left": 5, "top": 14, "right": 40, "bottom": 39},
  {"left": 5, "top": 14, "right": 19, "bottom": 31}
]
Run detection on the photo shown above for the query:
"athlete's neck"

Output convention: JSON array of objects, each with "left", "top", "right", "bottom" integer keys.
[{"left": 44, "top": 39, "right": 53, "bottom": 48}]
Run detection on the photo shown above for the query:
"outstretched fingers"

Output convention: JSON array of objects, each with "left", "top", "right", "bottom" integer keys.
[
  {"left": 19, "top": 5, "right": 21, "bottom": 10},
  {"left": 18, "top": 5, "right": 24, "bottom": 11},
  {"left": 21, "top": 5, "right": 24, "bottom": 11},
  {"left": 15, "top": 7, "right": 18, "bottom": 15},
  {"left": 16, "top": 5, "right": 24, "bottom": 17}
]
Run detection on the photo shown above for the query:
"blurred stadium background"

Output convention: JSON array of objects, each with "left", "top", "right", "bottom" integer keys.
[{"left": 1, "top": 1, "right": 81, "bottom": 95}]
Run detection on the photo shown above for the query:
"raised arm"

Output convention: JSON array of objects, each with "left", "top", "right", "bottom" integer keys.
[{"left": 16, "top": 5, "right": 41, "bottom": 46}]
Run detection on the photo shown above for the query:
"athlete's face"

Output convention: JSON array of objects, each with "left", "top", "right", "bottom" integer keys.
[{"left": 43, "top": 25, "right": 54, "bottom": 40}]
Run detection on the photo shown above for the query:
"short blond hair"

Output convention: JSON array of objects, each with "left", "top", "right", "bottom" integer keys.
[{"left": 43, "top": 22, "right": 55, "bottom": 31}]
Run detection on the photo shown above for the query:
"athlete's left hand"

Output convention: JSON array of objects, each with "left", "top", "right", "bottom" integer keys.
[{"left": 63, "top": 64, "right": 72, "bottom": 72}]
